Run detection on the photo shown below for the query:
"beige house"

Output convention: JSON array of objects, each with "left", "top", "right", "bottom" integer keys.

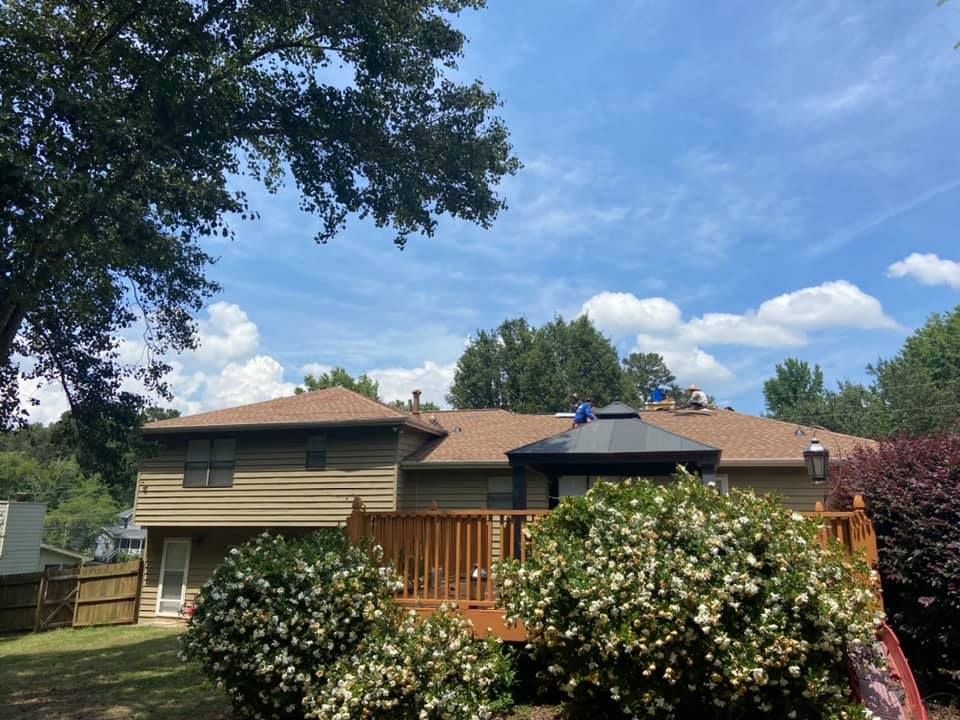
[{"left": 134, "top": 387, "right": 872, "bottom": 622}]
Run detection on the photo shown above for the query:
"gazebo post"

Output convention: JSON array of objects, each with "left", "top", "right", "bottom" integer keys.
[
  {"left": 700, "top": 463, "right": 717, "bottom": 489},
  {"left": 547, "top": 473, "right": 560, "bottom": 510}
]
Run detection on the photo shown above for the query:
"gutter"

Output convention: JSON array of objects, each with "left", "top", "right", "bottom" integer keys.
[{"left": 144, "top": 416, "right": 445, "bottom": 437}]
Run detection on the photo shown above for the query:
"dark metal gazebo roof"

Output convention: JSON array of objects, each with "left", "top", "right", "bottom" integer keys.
[
  {"left": 505, "top": 402, "right": 722, "bottom": 508},
  {"left": 508, "top": 402, "right": 720, "bottom": 462}
]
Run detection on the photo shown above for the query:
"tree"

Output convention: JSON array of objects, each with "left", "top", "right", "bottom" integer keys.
[
  {"left": 621, "top": 352, "right": 676, "bottom": 405},
  {"left": 389, "top": 399, "right": 441, "bottom": 412},
  {"left": 44, "top": 474, "right": 119, "bottom": 551},
  {"left": 296, "top": 367, "right": 380, "bottom": 400},
  {"left": 0, "top": 1, "right": 517, "bottom": 440},
  {"left": 763, "top": 358, "right": 827, "bottom": 422},
  {"left": 867, "top": 306, "right": 960, "bottom": 436},
  {"left": 447, "top": 316, "right": 624, "bottom": 413}
]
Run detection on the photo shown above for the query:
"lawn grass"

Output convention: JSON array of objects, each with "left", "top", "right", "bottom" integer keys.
[
  {"left": 0, "top": 625, "right": 563, "bottom": 719},
  {"left": 0, "top": 625, "right": 231, "bottom": 720}
]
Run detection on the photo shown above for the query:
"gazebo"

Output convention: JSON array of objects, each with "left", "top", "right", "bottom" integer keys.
[{"left": 505, "top": 402, "right": 722, "bottom": 509}]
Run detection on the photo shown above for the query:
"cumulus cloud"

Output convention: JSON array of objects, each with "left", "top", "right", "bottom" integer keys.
[
  {"left": 580, "top": 280, "right": 898, "bottom": 389},
  {"left": 887, "top": 252, "right": 960, "bottom": 290},
  {"left": 580, "top": 292, "right": 682, "bottom": 337},
  {"left": 195, "top": 356, "right": 296, "bottom": 413},
  {"left": 368, "top": 361, "right": 456, "bottom": 408},
  {"left": 190, "top": 302, "right": 260, "bottom": 367},
  {"left": 17, "top": 376, "right": 70, "bottom": 425}
]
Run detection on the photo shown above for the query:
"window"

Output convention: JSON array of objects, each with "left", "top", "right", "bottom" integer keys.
[
  {"left": 487, "top": 477, "right": 513, "bottom": 509},
  {"left": 559, "top": 476, "right": 594, "bottom": 498},
  {"left": 306, "top": 435, "right": 327, "bottom": 470},
  {"left": 183, "top": 438, "right": 236, "bottom": 487},
  {"left": 157, "top": 538, "right": 191, "bottom": 617}
]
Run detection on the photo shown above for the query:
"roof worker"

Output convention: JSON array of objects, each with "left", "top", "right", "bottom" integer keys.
[
  {"left": 685, "top": 384, "right": 709, "bottom": 410},
  {"left": 573, "top": 397, "right": 597, "bottom": 426}
]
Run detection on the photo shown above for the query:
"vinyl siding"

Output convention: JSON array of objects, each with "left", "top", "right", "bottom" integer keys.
[
  {"left": 723, "top": 466, "right": 825, "bottom": 511},
  {"left": 0, "top": 502, "right": 46, "bottom": 574},
  {"left": 398, "top": 468, "right": 549, "bottom": 510},
  {"left": 135, "top": 428, "right": 401, "bottom": 527}
]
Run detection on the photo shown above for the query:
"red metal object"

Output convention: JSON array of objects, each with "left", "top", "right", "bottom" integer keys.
[{"left": 851, "top": 623, "right": 927, "bottom": 720}]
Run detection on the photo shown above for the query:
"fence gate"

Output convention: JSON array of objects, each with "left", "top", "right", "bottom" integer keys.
[{"left": 35, "top": 566, "right": 81, "bottom": 631}]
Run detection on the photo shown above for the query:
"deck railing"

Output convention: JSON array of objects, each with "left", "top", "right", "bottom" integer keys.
[
  {"left": 346, "top": 500, "right": 550, "bottom": 608},
  {"left": 346, "top": 495, "right": 879, "bottom": 610}
]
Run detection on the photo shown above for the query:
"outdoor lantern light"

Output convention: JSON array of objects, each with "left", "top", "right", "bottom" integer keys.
[{"left": 803, "top": 436, "right": 830, "bottom": 485}]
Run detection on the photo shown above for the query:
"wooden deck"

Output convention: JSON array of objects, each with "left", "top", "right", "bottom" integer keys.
[{"left": 345, "top": 496, "right": 879, "bottom": 641}]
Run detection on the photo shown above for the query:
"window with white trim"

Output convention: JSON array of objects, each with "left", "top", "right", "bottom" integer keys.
[
  {"left": 306, "top": 435, "right": 327, "bottom": 470},
  {"left": 184, "top": 438, "right": 236, "bottom": 487},
  {"left": 486, "top": 477, "right": 513, "bottom": 509}
]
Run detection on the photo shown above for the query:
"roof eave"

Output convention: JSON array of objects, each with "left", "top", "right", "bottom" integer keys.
[
  {"left": 401, "top": 460, "right": 511, "bottom": 469},
  {"left": 144, "top": 416, "right": 445, "bottom": 436}
]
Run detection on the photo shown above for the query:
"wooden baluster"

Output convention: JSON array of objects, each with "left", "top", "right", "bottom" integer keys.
[
  {"left": 444, "top": 516, "right": 452, "bottom": 602},
  {"left": 465, "top": 517, "right": 473, "bottom": 603},
  {"left": 520, "top": 515, "right": 528, "bottom": 563},
  {"left": 454, "top": 517, "right": 462, "bottom": 603},
  {"left": 475, "top": 514, "right": 482, "bottom": 602}
]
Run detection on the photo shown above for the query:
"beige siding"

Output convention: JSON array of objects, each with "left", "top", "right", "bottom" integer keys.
[
  {"left": 135, "top": 428, "right": 401, "bottom": 527},
  {"left": 38, "top": 547, "right": 82, "bottom": 569},
  {"left": 398, "top": 468, "right": 548, "bottom": 510},
  {"left": 0, "top": 502, "right": 46, "bottom": 574},
  {"left": 723, "top": 466, "right": 825, "bottom": 511}
]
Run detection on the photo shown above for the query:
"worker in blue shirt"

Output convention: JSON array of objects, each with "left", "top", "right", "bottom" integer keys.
[{"left": 574, "top": 397, "right": 597, "bottom": 426}]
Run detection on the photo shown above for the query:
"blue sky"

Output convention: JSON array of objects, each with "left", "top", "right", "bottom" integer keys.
[{"left": 23, "top": 1, "right": 960, "bottom": 422}]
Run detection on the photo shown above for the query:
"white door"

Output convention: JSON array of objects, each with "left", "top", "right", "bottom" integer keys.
[{"left": 157, "top": 539, "right": 191, "bottom": 617}]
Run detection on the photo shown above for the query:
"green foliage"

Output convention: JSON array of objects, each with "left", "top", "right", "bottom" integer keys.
[
  {"left": 765, "top": 306, "right": 960, "bottom": 438},
  {"left": 0, "top": 452, "right": 118, "bottom": 551},
  {"left": 763, "top": 358, "right": 826, "bottom": 421},
  {"left": 44, "top": 475, "right": 119, "bottom": 551},
  {"left": 621, "top": 352, "right": 676, "bottom": 405},
  {"left": 296, "top": 367, "right": 381, "bottom": 400},
  {"left": 497, "top": 472, "right": 882, "bottom": 719},
  {"left": 448, "top": 316, "right": 624, "bottom": 412},
  {"left": 0, "top": 0, "right": 516, "bottom": 432},
  {"left": 181, "top": 530, "right": 513, "bottom": 720}
]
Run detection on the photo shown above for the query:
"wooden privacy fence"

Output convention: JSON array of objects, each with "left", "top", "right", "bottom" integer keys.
[
  {"left": 802, "top": 495, "right": 879, "bottom": 567},
  {"left": 0, "top": 559, "right": 142, "bottom": 633}
]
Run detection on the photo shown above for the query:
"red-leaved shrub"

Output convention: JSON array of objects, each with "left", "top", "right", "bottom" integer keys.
[{"left": 831, "top": 432, "right": 960, "bottom": 690}]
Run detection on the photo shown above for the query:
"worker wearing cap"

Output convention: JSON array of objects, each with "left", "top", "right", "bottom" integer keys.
[{"left": 686, "top": 385, "right": 709, "bottom": 410}]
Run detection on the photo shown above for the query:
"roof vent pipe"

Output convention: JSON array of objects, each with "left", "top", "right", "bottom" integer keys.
[{"left": 412, "top": 389, "right": 422, "bottom": 415}]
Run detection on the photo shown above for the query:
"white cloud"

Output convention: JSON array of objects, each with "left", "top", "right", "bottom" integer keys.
[
  {"left": 580, "top": 280, "right": 898, "bottom": 391},
  {"left": 196, "top": 356, "right": 296, "bottom": 412},
  {"left": 887, "top": 252, "right": 960, "bottom": 290},
  {"left": 190, "top": 302, "right": 260, "bottom": 367},
  {"left": 634, "top": 334, "right": 734, "bottom": 386},
  {"left": 368, "top": 361, "right": 456, "bottom": 408},
  {"left": 300, "top": 363, "right": 334, "bottom": 378},
  {"left": 580, "top": 292, "right": 682, "bottom": 337},
  {"left": 753, "top": 280, "right": 899, "bottom": 331}
]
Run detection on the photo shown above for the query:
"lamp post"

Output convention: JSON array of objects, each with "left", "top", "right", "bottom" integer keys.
[{"left": 803, "top": 436, "right": 830, "bottom": 486}]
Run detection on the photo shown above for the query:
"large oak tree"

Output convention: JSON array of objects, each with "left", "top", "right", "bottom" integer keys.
[{"left": 0, "top": 1, "right": 518, "bottom": 442}]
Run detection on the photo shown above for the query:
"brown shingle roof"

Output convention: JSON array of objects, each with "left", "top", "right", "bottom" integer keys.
[
  {"left": 143, "top": 387, "right": 443, "bottom": 435},
  {"left": 404, "top": 408, "right": 874, "bottom": 465}
]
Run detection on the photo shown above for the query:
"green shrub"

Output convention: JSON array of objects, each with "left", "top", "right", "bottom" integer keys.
[
  {"left": 497, "top": 472, "right": 882, "bottom": 719},
  {"left": 305, "top": 608, "right": 513, "bottom": 719},
  {"left": 180, "top": 529, "right": 512, "bottom": 720}
]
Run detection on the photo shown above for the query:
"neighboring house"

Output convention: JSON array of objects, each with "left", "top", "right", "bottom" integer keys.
[
  {"left": 94, "top": 509, "right": 145, "bottom": 562},
  {"left": 0, "top": 501, "right": 47, "bottom": 574},
  {"left": 133, "top": 387, "right": 872, "bottom": 622},
  {"left": 39, "top": 544, "right": 88, "bottom": 570},
  {"left": 0, "top": 501, "right": 85, "bottom": 573}
]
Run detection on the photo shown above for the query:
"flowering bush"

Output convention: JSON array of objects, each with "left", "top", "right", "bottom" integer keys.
[
  {"left": 305, "top": 608, "right": 513, "bottom": 719},
  {"left": 831, "top": 432, "right": 960, "bottom": 689},
  {"left": 181, "top": 529, "right": 512, "bottom": 720},
  {"left": 498, "top": 471, "right": 882, "bottom": 719}
]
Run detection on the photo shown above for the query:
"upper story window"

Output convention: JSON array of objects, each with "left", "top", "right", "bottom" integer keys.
[
  {"left": 184, "top": 438, "right": 236, "bottom": 488},
  {"left": 486, "top": 477, "right": 513, "bottom": 509},
  {"left": 306, "top": 435, "right": 327, "bottom": 470}
]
